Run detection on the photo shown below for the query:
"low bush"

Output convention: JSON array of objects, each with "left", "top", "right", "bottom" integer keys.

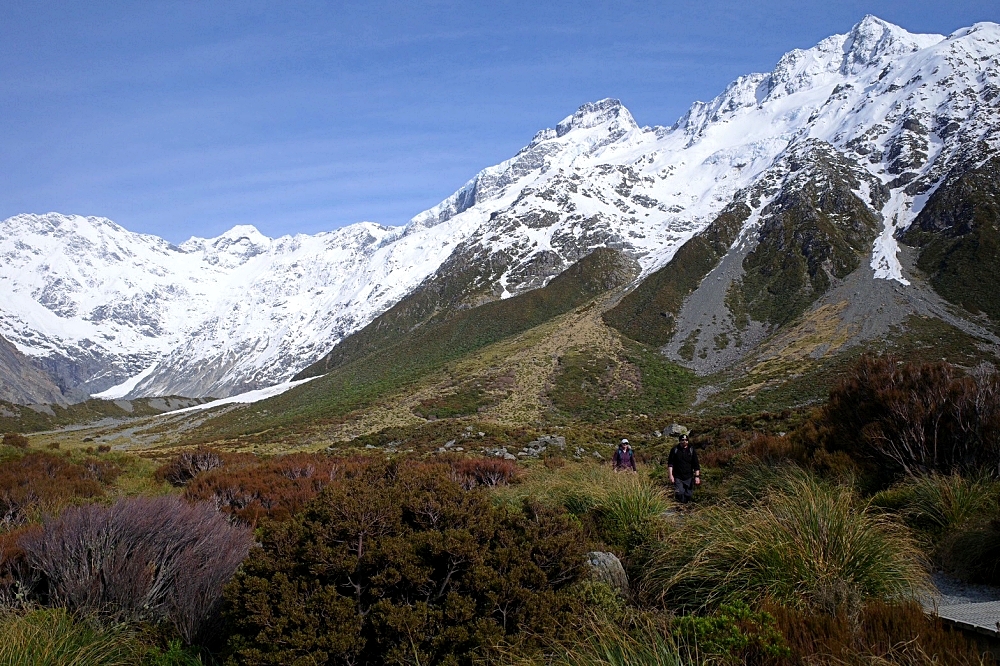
[
  {"left": 493, "top": 463, "right": 669, "bottom": 556},
  {"left": 872, "top": 473, "right": 1000, "bottom": 536},
  {"left": 0, "top": 607, "right": 140, "bottom": 666},
  {"left": 671, "top": 602, "right": 790, "bottom": 665},
  {"left": 538, "top": 612, "right": 683, "bottom": 666},
  {"left": 449, "top": 457, "right": 518, "bottom": 489},
  {"left": 2, "top": 432, "right": 29, "bottom": 449},
  {"left": 184, "top": 452, "right": 358, "bottom": 525},
  {"left": 155, "top": 447, "right": 229, "bottom": 486},
  {"left": 18, "top": 495, "right": 252, "bottom": 644},
  {"left": 641, "top": 472, "right": 930, "bottom": 616},
  {"left": 224, "top": 460, "right": 587, "bottom": 665},
  {"left": 941, "top": 519, "right": 1000, "bottom": 585},
  {"left": 594, "top": 475, "right": 670, "bottom": 553},
  {"left": 767, "top": 600, "right": 991, "bottom": 665},
  {"left": 0, "top": 452, "right": 118, "bottom": 530}
]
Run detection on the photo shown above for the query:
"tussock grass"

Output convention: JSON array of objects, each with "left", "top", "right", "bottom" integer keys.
[
  {"left": 872, "top": 473, "right": 1000, "bottom": 534},
  {"left": 500, "top": 613, "right": 684, "bottom": 666},
  {"left": 493, "top": 462, "right": 670, "bottom": 552},
  {"left": 0, "top": 608, "right": 140, "bottom": 666},
  {"left": 642, "top": 471, "right": 930, "bottom": 615}
]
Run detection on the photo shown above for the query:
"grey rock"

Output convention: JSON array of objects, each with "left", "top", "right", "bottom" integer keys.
[{"left": 586, "top": 551, "right": 629, "bottom": 597}]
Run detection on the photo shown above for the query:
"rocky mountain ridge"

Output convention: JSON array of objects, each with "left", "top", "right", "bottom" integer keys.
[{"left": 1, "top": 16, "right": 998, "bottom": 402}]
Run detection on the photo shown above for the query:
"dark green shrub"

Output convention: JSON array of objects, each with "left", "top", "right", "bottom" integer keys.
[{"left": 224, "top": 461, "right": 587, "bottom": 665}]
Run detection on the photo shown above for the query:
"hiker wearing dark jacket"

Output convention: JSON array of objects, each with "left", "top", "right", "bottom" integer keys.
[
  {"left": 667, "top": 434, "right": 700, "bottom": 503},
  {"left": 613, "top": 439, "right": 636, "bottom": 472}
]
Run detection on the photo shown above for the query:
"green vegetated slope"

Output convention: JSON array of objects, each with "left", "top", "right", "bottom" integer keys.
[
  {"left": 602, "top": 203, "right": 750, "bottom": 346},
  {"left": 547, "top": 338, "right": 693, "bottom": 421},
  {"left": 904, "top": 156, "right": 1000, "bottom": 323},
  {"left": 0, "top": 396, "right": 207, "bottom": 434},
  {"left": 184, "top": 249, "right": 645, "bottom": 441},
  {"left": 727, "top": 148, "right": 883, "bottom": 329}
]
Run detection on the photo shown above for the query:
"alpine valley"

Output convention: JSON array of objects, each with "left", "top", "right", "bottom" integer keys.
[{"left": 2, "top": 16, "right": 1000, "bottom": 442}]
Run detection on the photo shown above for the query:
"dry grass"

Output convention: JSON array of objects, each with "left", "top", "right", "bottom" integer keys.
[{"left": 0, "top": 608, "right": 141, "bottom": 666}]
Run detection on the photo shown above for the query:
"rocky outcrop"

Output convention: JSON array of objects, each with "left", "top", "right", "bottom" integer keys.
[{"left": 0, "top": 334, "right": 66, "bottom": 406}]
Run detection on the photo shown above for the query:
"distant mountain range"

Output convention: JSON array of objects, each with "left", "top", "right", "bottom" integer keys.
[{"left": 1, "top": 16, "right": 998, "bottom": 406}]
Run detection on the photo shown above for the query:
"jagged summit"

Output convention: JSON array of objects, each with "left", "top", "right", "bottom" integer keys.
[
  {"left": 555, "top": 98, "right": 638, "bottom": 136},
  {"left": 840, "top": 15, "right": 942, "bottom": 74},
  {"left": 2, "top": 17, "right": 999, "bottom": 402}
]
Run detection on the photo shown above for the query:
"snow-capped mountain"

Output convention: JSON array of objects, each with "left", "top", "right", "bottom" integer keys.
[{"left": 1, "top": 16, "right": 998, "bottom": 401}]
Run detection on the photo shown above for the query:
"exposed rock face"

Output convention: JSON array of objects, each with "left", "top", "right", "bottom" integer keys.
[
  {"left": 586, "top": 551, "right": 630, "bottom": 598},
  {"left": 0, "top": 334, "right": 66, "bottom": 405},
  {"left": 2, "top": 17, "right": 1000, "bottom": 399}
]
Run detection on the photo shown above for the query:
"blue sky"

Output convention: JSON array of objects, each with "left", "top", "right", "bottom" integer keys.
[{"left": 1, "top": 1, "right": 994, "bottom": 243}]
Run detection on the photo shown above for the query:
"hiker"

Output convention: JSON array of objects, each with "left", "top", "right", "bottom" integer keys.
[
  {"left": 667, "top": 433, "right": 700, "bottom": 503},
  {"left": 613, "top": 438, "right": 637, "bottom": 472}
]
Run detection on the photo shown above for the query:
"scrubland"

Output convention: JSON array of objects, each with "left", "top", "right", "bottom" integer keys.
[{"left": 1, "top": 354, "right": 999, "bottom": 664}]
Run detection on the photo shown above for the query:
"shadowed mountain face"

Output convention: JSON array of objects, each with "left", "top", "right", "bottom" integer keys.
[
  {"left": 1, "top": 17, "right": 999, "bottom": 406},
  {"left": 0, "top": 334, "right": 66, "bottom": 406}
]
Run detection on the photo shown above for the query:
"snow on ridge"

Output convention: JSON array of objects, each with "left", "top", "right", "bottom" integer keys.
[{"left": 2, "top": 16, "right": 999, "bottom": 399}]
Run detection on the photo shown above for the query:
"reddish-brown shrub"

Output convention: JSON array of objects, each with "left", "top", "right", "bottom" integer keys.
[
  {"left": 0, "top": 524, "right": 40, "bottom": 607},
  {"left": 156, "top": 447, "right": 230, "bottom": 486},
  {"left": 184, "top": 453, "right": 363, "bottom": 524},
  {"left": 18, "top": 495, "right": 252, "bottom": 644},
  {"left": 449, "top": 457, "right": 518, "bottom": 489},
  {"left": 0, "top": 453, "right": 118, "bottom": 530},
  {"left": 767, "top": 600, "right": 991, "bottom": 665},
  {"left": 808, "top": 355, "right": 1000, "bottom": 481},
  {"left": 2, "top": 433, "right": 29, "bottom": 448}
]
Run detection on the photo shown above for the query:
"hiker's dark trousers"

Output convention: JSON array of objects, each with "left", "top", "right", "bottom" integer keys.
[{"left": 674, "top": 477, "right": 694, "bottom": 503}]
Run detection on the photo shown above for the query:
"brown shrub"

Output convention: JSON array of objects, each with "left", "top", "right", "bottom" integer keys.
[
  {"left": 0, "top": 453, "right": 118, "bottom": 530},
  {"left": 0, "top": 525, "right": 40, "bottom": 607},
  {"left": 18, "top": 495, "right": 252, "bottom": 644},
  {"left": 184, "top": 453, "right": 363, "bottom": 525},
  {"left": 449, "top": 457, "right": 518, "bottom": 489},
  {"left": 2, "top": 433, "right": 29, "bottom": 449},
  {"left": 767, "top": 600, "right": 991, "bottom": 665},
  {"left": 805, "top": 355, "right": 1000, "bottom": 482},
  {"left": 156, "top": 447, "right": 230, "bottom": 486}
]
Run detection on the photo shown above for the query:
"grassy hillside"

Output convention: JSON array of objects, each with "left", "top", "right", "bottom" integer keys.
[{"left": 177, "top": 249, "right": 657, "bottom": 444}]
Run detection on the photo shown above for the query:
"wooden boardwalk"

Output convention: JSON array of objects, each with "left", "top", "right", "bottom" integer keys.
[{"left": 934, "top": 600, "right": 1000, "bottom": 637}]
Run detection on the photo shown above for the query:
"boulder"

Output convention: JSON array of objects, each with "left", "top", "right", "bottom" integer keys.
[{"left": 586, "top": 551, "right": 629, "bottom": 597}]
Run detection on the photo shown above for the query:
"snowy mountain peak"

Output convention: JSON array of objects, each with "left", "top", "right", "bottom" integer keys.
[
  {"left": 840, "top": 15, "right": 942, "bottom": 75},
  {"left": 180, "top": 224, "right": 273, "bottom": 267},
  {"left": 556, "top": 98, "right": 637, "bottom": 137},
  {"left": 3, "top": 17, "right": 999, "bottom": 404}
]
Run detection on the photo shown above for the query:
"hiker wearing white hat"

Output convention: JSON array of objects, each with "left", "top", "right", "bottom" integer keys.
[{"left": 613, "top": 438, "right": 636, "bottom": 472}]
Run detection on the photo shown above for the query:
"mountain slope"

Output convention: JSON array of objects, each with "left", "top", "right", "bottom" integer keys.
[
  {"left": 0, "top": 333, "right": 66, "bottom": 405},
  {"left": 2, "top": 16, "right": 999, "bottom": 404}
]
